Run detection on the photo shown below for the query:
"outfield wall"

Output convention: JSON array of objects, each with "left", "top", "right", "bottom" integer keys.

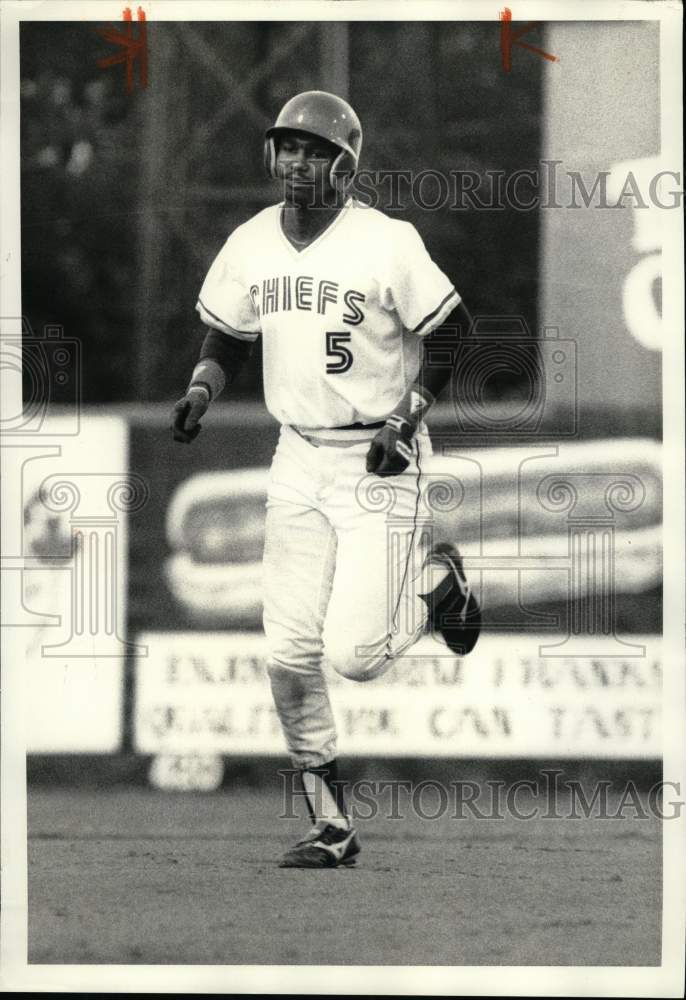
[
  {"left": 18, "top": 408, "right": 663, "bottom": 769},
  {"left": 540, "top": 20, "right": 662, "bottom": 417},
  {"left": 135, "top": 632, "right": 662, "bottom": 760}
]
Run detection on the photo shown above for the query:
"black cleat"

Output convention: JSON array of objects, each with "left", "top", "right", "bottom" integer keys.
[
  {"left": 279, "top": 823, "right": 361, "bottom": 869},
  {"left": 425, "top": 543, "right": 481, "bottom": 656}
]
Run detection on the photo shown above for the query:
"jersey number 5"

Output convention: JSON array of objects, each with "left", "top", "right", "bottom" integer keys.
[{"left": 325, "top": 332, "right": 353, "bottom": 374}]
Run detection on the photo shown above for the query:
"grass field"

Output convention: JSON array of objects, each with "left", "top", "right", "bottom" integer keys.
[{"left": 28, "top": 783, "right": 661, "bottom": 966}]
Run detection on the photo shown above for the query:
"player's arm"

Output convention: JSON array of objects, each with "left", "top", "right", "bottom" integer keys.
[
  {"left": 171, "top": 327, "right": 254, "bottom": 444},
  {"left": 366, "top": 300, "right": 472, "bottom": 476}
]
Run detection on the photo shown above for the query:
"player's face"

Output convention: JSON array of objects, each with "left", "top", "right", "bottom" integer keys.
[{"left": 275, "top": 131, "right": 339, "bottom": 207}]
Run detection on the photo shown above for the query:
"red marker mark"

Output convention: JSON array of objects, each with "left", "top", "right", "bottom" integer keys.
[
  {"left": 500, "top": 8, "right": 558, "bottom": 72},
  {"left": 96, "top": 7, "right": 148, "bottom": 93}
]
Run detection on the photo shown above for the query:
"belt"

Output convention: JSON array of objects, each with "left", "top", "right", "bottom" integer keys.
[
  {"left": 335, "top": 421, "right": 385, "bottom": 430},
  {"left": 291, "top": 421, "right": 384, "bottom": 449}
]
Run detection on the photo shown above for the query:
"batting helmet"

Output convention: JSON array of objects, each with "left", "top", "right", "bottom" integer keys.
[{"left": 264, "top": 90, "right": 363, "bottom": 191}]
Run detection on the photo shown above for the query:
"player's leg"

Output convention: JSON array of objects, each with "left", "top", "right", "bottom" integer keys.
[
  {"left": 322, "top": 430, "right": 480, "bottom": 681},
  {"left": 262, "top": 494, "right": 337, "bottom": 767},
  {"left": 321, "top": 431, "right": 432, "bottom": 680},
  {"left": 262, "top": 427, "right": 358, "bottom": 866}
]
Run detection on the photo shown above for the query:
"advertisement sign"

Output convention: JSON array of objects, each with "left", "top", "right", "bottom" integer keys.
[
  {"left": 16, "top": 414, "right": 131, "bottom": 751},
  {"left": 541, "top": 21, "right": 662, "bottom": 416},
  {"left": 126, "top": 411, "right": 280, "bottom": 635},
  {"left": 135, "top": 632, "right": 661, "bottom": 758},
  {"left": 153, "top": 436, "right": 661, "bottom": 633}
]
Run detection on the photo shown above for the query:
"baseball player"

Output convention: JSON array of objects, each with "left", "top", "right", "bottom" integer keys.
[{"left": 172, "top": 91, "right": 480, "bottom": 868}]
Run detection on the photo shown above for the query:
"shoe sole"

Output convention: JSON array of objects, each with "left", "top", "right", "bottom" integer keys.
[
  {"left": 279, "top": 839, "right": 361, "bottom": 869},
  {"left": 279, "top": 857, "right": 358, "bottom": 869}
]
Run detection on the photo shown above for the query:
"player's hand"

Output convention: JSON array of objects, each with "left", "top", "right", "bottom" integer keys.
[
  {"left": 171, "top": 386, "right": 210, "bottom": 444},
  {"left": 365, "top": 415, "right": 415, "bottom": 477}
]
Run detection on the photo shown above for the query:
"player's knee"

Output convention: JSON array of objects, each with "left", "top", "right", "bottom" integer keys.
[{"left": 324, "top": 636, "right": 390, "bottom": 683}]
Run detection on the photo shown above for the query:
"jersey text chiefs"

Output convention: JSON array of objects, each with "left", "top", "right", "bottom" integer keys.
[{"left": 250, "top": 276, "right": 366, "bottom": 325}]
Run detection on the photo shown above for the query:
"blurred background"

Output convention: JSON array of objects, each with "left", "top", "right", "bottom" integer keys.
[
  {"left": 21, "top": 20, "right": 542, "bottom": 403},
  {"left": 18, "top": 18, "right": 665, "bottom": 782}
]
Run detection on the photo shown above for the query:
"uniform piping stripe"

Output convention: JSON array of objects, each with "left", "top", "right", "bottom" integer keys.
[
  {"left": 386, "top": 438, "right": 423, "bottom": 660},
  {"left": 197, "top": 298, "right": 258, "bottom": 341},
  {"left": 410, "top": 289, "right": 459, "bottom": 336}
]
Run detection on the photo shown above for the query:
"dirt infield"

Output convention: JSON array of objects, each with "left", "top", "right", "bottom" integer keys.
[{"left": 28, "top": 784, "right": 661, "bottom": 966}]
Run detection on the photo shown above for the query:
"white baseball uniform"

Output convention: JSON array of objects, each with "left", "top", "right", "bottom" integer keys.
[{"left": 197, "top": 198, "right": 460, "bottom": 768}]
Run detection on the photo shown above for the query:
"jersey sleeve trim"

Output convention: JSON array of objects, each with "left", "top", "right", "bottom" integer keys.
[
  {"left": 410, "top": 288, "right": 461, "bottom": 337},
  {"left": 196, "top": 298, "right": 259, "bottom": 342}
]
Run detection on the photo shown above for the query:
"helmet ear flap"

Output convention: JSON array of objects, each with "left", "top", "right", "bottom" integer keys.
[
  {"left": 264, "top": 136, "right": 277, "bottom": 179},
  {"left": 330, "top": 149, "right": 356, "bottom": 191},
  {"left": 266, "top": 136, "right": 357, "bottom": 189}
]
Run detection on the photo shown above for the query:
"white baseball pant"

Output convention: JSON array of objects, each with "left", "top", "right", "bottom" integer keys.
[{"left": 262, "top": 423, "right": 434, "bottom": 769}]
